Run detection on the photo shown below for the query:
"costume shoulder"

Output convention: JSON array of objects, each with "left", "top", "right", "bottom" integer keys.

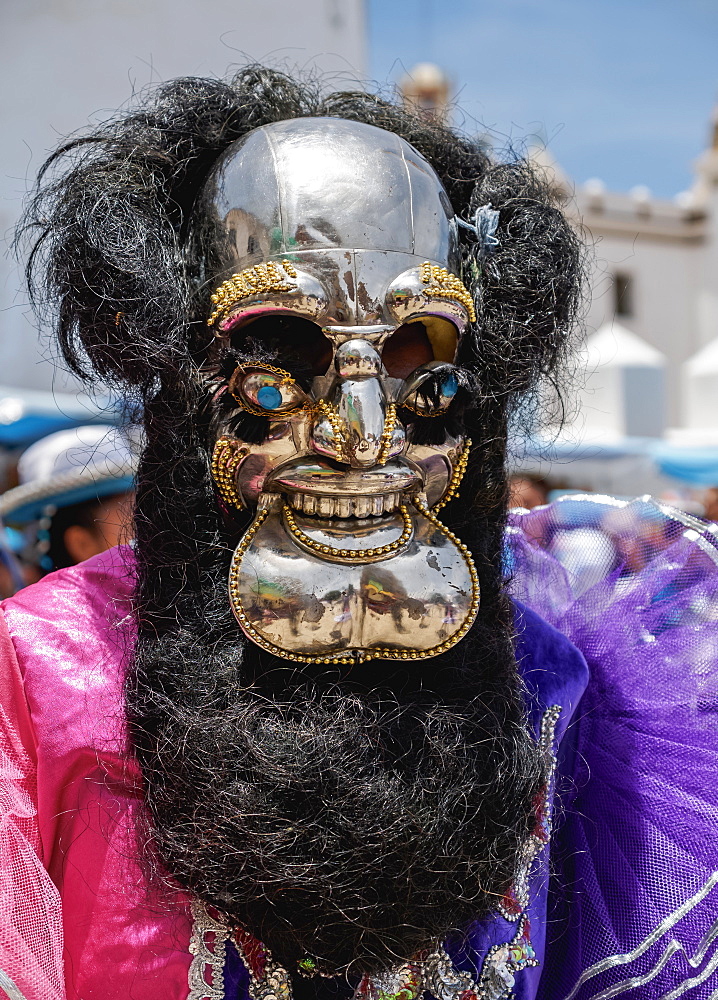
[
  {"left": 0, "top": 548, "right": 135, "bottom": 1000},
  {"left": 0, "top": 548, "right": 196, "bottom": 999},
  {"left": 2, "top": 544, "right": 135, "bottom": 700},
  {"left": 0, "top": 545, "right": 136, "bottom": 828},
  {"left": 507, "top": 495, "right": 718, "bottom": 999}
]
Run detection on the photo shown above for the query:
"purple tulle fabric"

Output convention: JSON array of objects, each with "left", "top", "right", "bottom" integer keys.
[{"left": 507, "top": 494, "right": 718, "bottom": 999}]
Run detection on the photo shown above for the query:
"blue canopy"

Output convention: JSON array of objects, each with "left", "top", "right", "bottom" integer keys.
[
  {"left": 0, "top": 386, "right": 117, "bottom": 448},
  {"left": 516, "top": 435, "right": 718, "bottom": 487},
  {"left": 650, "top": 443, "right": 718, "bottom": 486}
]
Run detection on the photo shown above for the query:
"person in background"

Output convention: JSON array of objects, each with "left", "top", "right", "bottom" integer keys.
[
  {"left": 508, "top": 473, "right": 550, "bottom": 509},
  {"left": 0, "top": 424, "right": 136, "bottom": 580},
  {"left": 701, "top": 486, "right": 718, "bottom": 522}
]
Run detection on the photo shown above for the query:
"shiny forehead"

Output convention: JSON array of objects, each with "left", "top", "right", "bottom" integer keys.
[{"left": 199, "top": 117, "right": 458, "bottom": 271}]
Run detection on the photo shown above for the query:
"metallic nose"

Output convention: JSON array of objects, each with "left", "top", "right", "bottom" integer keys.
[
  {"left": 311, "top": 340, "right": 404, "bottom": 468},
  {"left": 334, "top": 338, "right": 382, "bottom": 378}
]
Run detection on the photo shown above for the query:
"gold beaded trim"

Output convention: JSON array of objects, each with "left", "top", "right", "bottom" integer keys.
[
  {"left": 283, "top": 502, "right": 413, "bottom": 560},
  {"left": 401, "top": 397, "right": 449, "bottom": 418},
  {"left": 207, "top": 259, "right": 298, "bottom": 329},
  {"left": 433, "top": 438, "right": 472, "bottom": 513},
  {"left": 230, "top": 360, "right": 294, "bottom": 385},
  {"left": 313, "top": 399, "right": 348, "bottom": 459},
  {"left": 234, "top": 396, "right": 313, "bottom": 418},
  {"left": 313, "top": 400, "right": 397, "bottom": 466},
  {"left": 227, "top": 499, "right": 480, "bottom": 665},
  {"left": 211, "top": 438, "right": 248, "bottom": 511},
  {"left": 420, "top": 262, "right": 476, "bottom": 324},
  {"left": 376, "top": 403, "right": 397, "bottom": 466}
]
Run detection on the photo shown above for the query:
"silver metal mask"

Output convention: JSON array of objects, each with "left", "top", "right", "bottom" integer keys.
[{"left": 200, "top": 118, "right": 479, "bottom": 664}]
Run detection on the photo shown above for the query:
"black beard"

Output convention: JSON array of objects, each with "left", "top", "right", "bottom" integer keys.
[{"left": 127, "top": 591, "right": 542, "bottom": 977}]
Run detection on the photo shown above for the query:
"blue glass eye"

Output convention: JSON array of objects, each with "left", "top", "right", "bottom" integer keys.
[
  {"left": 236, "top": 368, "right": 309, "bottom": 415},
  {"left": 442, "top": 373, "right": 459, "bottom": 399},
  {"left": 256, "top": 385, "right": 283, "bottom": 410}
]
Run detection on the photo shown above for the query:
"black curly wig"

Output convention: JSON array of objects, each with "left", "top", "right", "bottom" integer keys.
[{"left": 23, "top": 67, "right": 583, "bottom": 978}]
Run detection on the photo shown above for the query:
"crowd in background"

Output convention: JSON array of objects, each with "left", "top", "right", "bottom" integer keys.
[{"left": 509, "top": 471, "right": 718, "bottom": 520}]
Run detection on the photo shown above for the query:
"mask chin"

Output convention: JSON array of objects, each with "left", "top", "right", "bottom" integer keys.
[{"left": 226, "top": 491, "right": 478, "bottom": 665}]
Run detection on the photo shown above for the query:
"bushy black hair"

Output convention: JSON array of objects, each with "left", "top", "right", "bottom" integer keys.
[{"left": 23, "top": 67, "right": 584, "bottom": 977}]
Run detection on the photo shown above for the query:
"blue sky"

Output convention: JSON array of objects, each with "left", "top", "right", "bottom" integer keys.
[{"left": 367, "top": 0, "right": 718, "bottom": 198}]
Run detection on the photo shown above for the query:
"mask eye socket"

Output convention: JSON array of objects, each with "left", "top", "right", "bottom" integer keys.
[
  {"left": 230, "top": 315, "right": 333, "bottom": 377},
  {"left": 382, "top": 318, "right": 458, "bottom": 380},
  {"left": 399, "top": 363, "right": 460, "bottom": 417},
  {"left": 229, "top": 365, "right": 310, "bottom": 416}
]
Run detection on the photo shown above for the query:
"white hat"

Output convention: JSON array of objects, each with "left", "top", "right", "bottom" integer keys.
[{"left": 0, "top": 425, "right": 137, "bottom": 524}]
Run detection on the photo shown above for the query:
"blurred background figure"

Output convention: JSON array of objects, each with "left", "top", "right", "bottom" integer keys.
[
  {"left": 398, "top": 61, "right": 450, "bottom": 121},
  {"left": 508, "top": 473, "right": 550, "bottom": 510},
  {"left": 701, "top": 487, "right": 718, "bottom": 522},
  {"left": 0, "top": 425, "right": 137, "bottom": 591}
]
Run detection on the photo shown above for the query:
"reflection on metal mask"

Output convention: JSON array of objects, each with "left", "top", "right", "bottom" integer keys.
[{"left": 201, "top": 118, "right": 480, "bottom": 663}]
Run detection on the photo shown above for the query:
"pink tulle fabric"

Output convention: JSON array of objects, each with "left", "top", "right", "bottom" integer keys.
[{"left": 0, "top": 546, "right": 193, "bottom": 1000}]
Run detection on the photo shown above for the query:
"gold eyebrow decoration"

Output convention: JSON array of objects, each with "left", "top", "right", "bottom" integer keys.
[
  {"left": 420, "top": 262, "right": 476, "bottom": 324},
  {"left": 207, "top": 259, "right": 298, "bottom": 328}
]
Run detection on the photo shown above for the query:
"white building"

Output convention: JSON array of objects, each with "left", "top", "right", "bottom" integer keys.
[
  {"left": 576, "top": 321, "right": 666, "bottom": 440},
  {"left": 0, "top": 0, "right": 367, "bottom": 392},
  {"left": 397, "top": 65, "right": 718, "bottom": 446},
  {"left": 561, "top": 109, "right": 718, "bottom": 439}
]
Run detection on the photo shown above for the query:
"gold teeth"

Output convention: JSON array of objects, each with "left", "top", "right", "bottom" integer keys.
[
  {"left": 282, "top": 503, "right": 413, "bottom": 560},
  {"left": 288, "top": 492, "right": 402, "bottom": 518},
  {"left": 227, "top": 497, "right": 480, "bottom": 665},
  {"left": 207, "top": 259, "right": 298, "bottom": 329},
  {"left": 433, "top": 437, "right": 472, "bottom": 513},
  {"left": 420, "top": 262, "right": 476, "bottom": 324}
]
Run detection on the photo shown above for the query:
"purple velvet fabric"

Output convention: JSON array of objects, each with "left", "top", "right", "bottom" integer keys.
[{"left": 448, "top": 602, "right": 589, "bottom": 1000}]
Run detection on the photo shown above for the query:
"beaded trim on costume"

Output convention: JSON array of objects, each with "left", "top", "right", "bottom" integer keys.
[
  {"left": 498, "top": 704, "right": 561, "bottom": 921},
  {"left": 188, "top": 899, "right": 230, "bottom": 999},
  {"left": 187, "top": 705, "right": 562, "bottom": 1000},
  {"left": 234, "top": 925, "right": 292, "bottom": 1000},
  {"left": 419, "top": 262, "right": 476, "bottom": 324}
]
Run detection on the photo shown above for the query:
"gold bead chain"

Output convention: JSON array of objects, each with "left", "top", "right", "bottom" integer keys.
[
  {"left": 313, "top": 399, "right": 349, "bottom": 459},
  {"left": 207, "top": 259, "right": 298, "bottom": 329},
  {"left": 228, "top": 361, "right": 313, "bottom": 418},
  {"left": 400, "top": 397, "right": 449, "bottom": 418},
  {"left": 433, "top": 438, "right": 472, "bottom": 513},
  {"left": 376, "top": 403, "right": 397, "bottom": 466},
  {"left": 314, "top": 400, "right": 398, "bottom": 466},
  {"left": 420, "top": 262, "right": 476, "bottom": 324},
  {"left": 229, "top": 360, "right": 294, "bottom": 384},
  {"left": 211, "top": 438, "right": 248, "bottom": 511},
  {"left": 282, "top": 501, "right": 413, "bottom": 560}
]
